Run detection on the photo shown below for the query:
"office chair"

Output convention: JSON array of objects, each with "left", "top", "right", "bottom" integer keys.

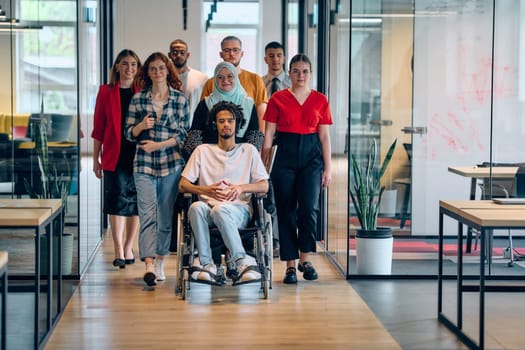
[
  {"left": 394, "top": 143, "right": 412, "bottom": 228},
  {"left": 474, "top": 165, "right": 525, "bottom": 269}
]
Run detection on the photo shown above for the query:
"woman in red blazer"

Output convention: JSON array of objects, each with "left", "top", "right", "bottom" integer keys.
[{"left": 92, "top": 49, "right": 142, "bottom": 269}]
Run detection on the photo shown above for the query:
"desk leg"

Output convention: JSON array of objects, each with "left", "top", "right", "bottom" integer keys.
[
  {"left": 465, "top": 178, "right": 477, "bottom": 253},
  {"left": 34, "top": 228, "right": 40, "bottom": 349},
  {"left": 1, "top": 263, "right": 6, "bottom": 350},
  {"left": 438, "top": 211, "right": 444, "bottom": 313},
  {"left": 57, "top": 215, "right": 62, "bottom": 317},
  {"left": 457, "top": 222, "right": 464, "bottom": 329},
  {"left": 46, "top": 222, "right": 52, "bottom": 332},
  {"left": 479, "top": 229, "right": 486, "bottom": 350}
]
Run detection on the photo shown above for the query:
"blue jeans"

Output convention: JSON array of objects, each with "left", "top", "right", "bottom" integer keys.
[
  {"left": 135, "top": 171, "right": 181, "bottom": 260},
  {"left": 188, "top": 202, "right": 250, "bottom": 266}
]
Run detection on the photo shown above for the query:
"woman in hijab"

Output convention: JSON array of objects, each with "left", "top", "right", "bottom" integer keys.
[{"left": 183, "top": 61, "right": 261, "bottom": 157}]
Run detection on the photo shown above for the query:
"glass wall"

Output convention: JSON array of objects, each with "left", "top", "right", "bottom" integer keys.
[
  {"left": 0, "top": 0, "right": 101, "bottom": 345},
  {"left": 0, "top": 0, "right": 101, "bottom": 275},
  {"left": 326, "top": 1, "right": 350, "bottom": 273},
  {"left": 319, "top": 0, "right": 525, "bottom": 277}
]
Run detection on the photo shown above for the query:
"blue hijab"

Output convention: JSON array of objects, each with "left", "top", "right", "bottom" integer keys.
[{"left": 205, "top": 62, "right": 254, "bottom": 136}]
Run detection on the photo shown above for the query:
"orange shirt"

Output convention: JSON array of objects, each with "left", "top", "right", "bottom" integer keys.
[
  {"left": 264, "top": 89, "right": 332, "bottom": 134},
  {"left": 201, "top": 69, "right": 268, "bottom": 107}
]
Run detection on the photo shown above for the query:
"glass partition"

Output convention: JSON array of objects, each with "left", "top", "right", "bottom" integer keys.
[
  {"left": 77, "top": 0, "right": 102, "bottom": 275},
  {"left": 0, "top": 0, "right": 101, "bottom": 346},
  {"left": 326, "top": 0, "right": 350, "bottom": 273},
  {"left": 323, "top": 0, "right": 525, "bottom": 277}
]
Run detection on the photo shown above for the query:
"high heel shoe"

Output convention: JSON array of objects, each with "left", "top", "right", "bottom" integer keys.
[
  {"left": 113, "top": 258, "right": 126, "bottom": 269},
  {"left": 125, "top": 250, "right": 135, "bottom": 265}
]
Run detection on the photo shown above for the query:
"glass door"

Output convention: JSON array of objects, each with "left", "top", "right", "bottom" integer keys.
[
  {"left": 411, "top": 0, "right": 495, "bottom": 236},
  {"left": 349, "top": 0, "right": 414, "bottom": 237}
]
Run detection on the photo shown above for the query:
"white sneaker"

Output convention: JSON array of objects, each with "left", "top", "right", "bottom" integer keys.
[
  {"left": 197, "top": 263, "right": 217, "bottom": 282},
  {"left": 143, "top": 262, "right": 156, "bottom": 286},
  {"left": 236, "top": 256, "right": 261, "bottom": 282},
  {"left": 155, "top": 260, "right": 166, "bottom": 281}
]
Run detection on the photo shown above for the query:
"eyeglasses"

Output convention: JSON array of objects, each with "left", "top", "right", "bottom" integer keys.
[
  {"left": 148, "top": 65, "right": 167, "bottom": 73},
  {"left": 170, "top": 50, "right": 186, "bottom": 56},
  {"left": 222, "top": 48, "right": 242, "bottom": 54},
  {"left": 290, "top": 69, "right": 311, "bottom": 75}
]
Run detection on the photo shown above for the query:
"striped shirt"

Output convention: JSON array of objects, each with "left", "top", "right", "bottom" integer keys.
[{"left": 125, "top": 86, "right": 189, "bottom": 177}]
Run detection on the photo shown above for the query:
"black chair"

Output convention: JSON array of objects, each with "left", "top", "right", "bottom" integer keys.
[
  {"left": 472, "top": 163, "right": 525, "bottom": 269},
  {"left": 394, "top": 143, "right": 412, "bottom": 228}
]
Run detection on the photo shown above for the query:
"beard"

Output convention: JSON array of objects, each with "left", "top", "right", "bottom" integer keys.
[
  {"left": 173, "top": 59, "right": 187, "bottom": 69},
  {"left": 220, "top": 133, "right": 234, "bottom": 140}
]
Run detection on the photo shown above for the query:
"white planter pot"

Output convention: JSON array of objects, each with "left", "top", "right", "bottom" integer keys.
[
  {"left": 355, "top": 230, "right": 393, "bottom": 275},
  {"left": 40, "top": 233, "right": 74, "bottom": 275}
]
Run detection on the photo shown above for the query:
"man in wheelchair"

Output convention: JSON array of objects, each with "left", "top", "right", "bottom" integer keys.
[{"left": 178, "top": 101, "right": 269, "bottom": 284}]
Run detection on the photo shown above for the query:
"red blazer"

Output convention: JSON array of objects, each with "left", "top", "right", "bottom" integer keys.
[{"left": 91, "top": 81, "right": 139, "bottom": 171}]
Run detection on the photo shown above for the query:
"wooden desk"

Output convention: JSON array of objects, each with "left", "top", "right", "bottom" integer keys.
[
  {"left": 0, "top": 198, "right": 62, "bottom": 214},
  {"left": 16, "top": 141, "right": 77, "bottom": 150},
  {"left": 448, "top": 166, "right": 518, "bottom": 252},
  {"left": 0, "top": 200, "right": 63, "bottom": 349},
  {"left": 438, "top": 200, "right": 525, "bottom": 350}
]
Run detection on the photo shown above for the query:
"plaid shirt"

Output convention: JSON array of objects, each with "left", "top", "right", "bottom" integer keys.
[{"left": 125, "top": 86, "right": 189, "bottom": 177}]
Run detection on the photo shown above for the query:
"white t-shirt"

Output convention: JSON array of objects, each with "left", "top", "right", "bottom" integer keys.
[
  {"left": 181, "top": 143, "right": 269, "bottom": 209},
  {"left": 180, "top": 67, "right": 208, "bottom": 122}
]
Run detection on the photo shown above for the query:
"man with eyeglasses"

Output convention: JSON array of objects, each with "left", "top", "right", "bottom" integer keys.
[
  {"left": 200, "top": 35, "right": 268, "bottom": 131},
  {"left": 262, "top": 41, "right": 291, "bottom": 99},
  {"left": 169, "top": 39, "right": 208, "bottom": 124}
]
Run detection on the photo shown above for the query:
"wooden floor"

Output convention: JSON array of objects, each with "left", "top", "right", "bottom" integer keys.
[{"left": 45, "top": 233, "right": 400, "bottom": 349}]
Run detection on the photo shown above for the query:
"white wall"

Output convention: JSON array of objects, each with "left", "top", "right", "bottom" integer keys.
[{"left": 113, "top": 0, "right": 282, "bottom": 74}]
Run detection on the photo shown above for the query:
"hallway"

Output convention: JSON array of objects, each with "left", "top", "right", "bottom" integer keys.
[{"left": 44, "top": 234, "right": 400, "bottom": 349}]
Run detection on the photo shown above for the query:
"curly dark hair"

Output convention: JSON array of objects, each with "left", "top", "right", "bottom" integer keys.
[{"left": 206, "top": 101, "right": 247, "bottom": 134}]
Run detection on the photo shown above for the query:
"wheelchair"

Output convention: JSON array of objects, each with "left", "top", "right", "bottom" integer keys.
[{"left": 174, "top": 192, "right": 273, "bottom": 300}]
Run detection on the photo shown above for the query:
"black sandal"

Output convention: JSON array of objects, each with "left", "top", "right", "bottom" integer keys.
[
  {"left": 189, "top": 266, "right": 225, "bottom": 285},
  {"left": 232, "top": 265, "right": 261, "bottom": 286}
]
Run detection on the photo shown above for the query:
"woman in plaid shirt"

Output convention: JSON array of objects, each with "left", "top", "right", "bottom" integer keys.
[{"left": 125, "top": 52, "right": 189, "bottom": 287}]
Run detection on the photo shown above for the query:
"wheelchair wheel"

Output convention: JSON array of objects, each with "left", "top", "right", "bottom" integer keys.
[
  {"left": 263, "top": 280, "right": 270, "bottom": 299},
  {"left": 264, "top": 212, "right": 274, "bottom": 290},
  {"left": 181, "top": 269, "right": 189, "bottom": 300},
  {"left": 175, "top": 212, "right": 185, "bottom": 295}
]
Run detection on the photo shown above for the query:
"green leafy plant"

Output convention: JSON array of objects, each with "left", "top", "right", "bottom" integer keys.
[
  {"left": 23, "top": 116, "right": 71, "bottom": 211},
  {"left": 350, "top": 139, "right": 397, "bottom": 231}
]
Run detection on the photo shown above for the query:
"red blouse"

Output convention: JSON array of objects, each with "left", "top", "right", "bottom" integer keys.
[{"left": 263, "top": 89, "right": 333, "bottom": 134}]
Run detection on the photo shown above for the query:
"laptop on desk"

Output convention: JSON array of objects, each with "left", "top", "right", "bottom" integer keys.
[{"left": 493, "top": 198, "right": 525, "bottom": 204}]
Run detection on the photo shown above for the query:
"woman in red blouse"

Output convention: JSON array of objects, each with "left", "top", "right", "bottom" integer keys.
[
  {"left": 92, "top": 49, "right": 141, "bottom": 269},
  {"left": 262, "top": 54, "right": 332, "bottom": 284}
]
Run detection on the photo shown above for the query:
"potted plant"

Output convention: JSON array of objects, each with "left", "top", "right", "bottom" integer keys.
[
  {"left": 24, "top": 113, "right": 73, "bottom": 275},
  {"left": 350, "top": 138, "right": 397, "bottom": 274}
]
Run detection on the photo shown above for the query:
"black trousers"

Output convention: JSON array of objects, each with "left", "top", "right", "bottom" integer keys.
[{"left": 271, "top": 132, "right": 323, "bottom": 261}]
